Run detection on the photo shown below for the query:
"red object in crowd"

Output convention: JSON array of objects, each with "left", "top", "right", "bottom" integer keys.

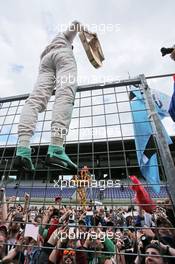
[
  {"left": 129, "top": 175, "right": 156, "bottom": 213},
  {"left": 46, "top": 218, "right": 59, "bottom": 241},
  {"left": 63, "top": 250, "right": 76, "bottom": 256},
  {"left": 55, "top": 196, "right": 62, "bottom": 202}
]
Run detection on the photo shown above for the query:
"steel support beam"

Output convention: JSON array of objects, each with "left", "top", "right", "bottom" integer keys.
[{"left": 140, "top": 74, "right": 175, "bottom": 206}]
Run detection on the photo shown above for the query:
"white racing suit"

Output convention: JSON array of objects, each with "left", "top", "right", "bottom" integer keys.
[{"left": 18, "top": 32, "right": 77, "bottom": 140}]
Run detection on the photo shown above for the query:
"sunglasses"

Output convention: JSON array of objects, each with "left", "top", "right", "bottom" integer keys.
[{"left": 63, "top": 250, "right": 76, "bottom": 256}]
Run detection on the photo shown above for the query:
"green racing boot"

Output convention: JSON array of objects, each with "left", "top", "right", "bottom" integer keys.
[
  {"left": 45, "top": 145, "right": 77, "bottom": 171},
  {"left": 13, "top": 146, "right": 35, "bottom": 172}
]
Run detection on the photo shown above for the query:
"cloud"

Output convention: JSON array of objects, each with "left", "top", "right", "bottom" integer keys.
[
  {"left": 0, "top": 0, "right": 175, "bottom": 139},
  {"left": 9, "top": 64, "right": 24, "bottom": 74},
  {"left": 0, "top": 0, "right": 175, "bottom": 97}
]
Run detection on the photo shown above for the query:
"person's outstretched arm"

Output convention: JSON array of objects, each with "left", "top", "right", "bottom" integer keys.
[
  {"left": 1, "top": 188, "right": 8, "bottom": 223},
  {"left": 64, "top": 20, "right": 92, "bottom": 43}
]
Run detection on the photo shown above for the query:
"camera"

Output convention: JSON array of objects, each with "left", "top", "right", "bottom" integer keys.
[
  {"left": 69, "top": 214, "right": 74, "bottom": 220},
  {"left": 68, "top": 214, "right": 75, "bottom": 233},
  {"left": 140, "top": 235, "right": 151, "bottom": 253},
  {"left": 122, "top": 237, "right": 132, "bottom": 249}
]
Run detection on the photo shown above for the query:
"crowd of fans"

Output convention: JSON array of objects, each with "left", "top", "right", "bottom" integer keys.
[{"left": 0, "top": 188, "right": 175, "bottom": 264}]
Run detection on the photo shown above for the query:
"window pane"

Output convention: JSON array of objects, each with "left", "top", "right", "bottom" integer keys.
[
  {"left": 1, "top": 125, "right": 11, "bottom": 134},
  {"left": 0, "top": 116, "right": 5, "bottom": 125},
  {"left": 16, "top": 105, "right": 23, "bottom": 114},
  {"left": 70, "top": 118, "right": 79, "bottom": 129},
  {"left": 117, "top": 92, "right": 129, "bottom": 103},
  {"left": 118, "top": 102, "right": 130, "bottom": 113},
  {"left": 92, "top": 89, "right": 102, "bottom": 96},
  {"left": 74, "top": 98, "right": 80, "bottom": 107},
  {"left": 47, "top": 101, "right": 54, "bottom": 110},
  {"left": 107, "top": 125, "right": 121, "bottom": 139},
  {"left": 120, "top": 112, "right": 132, "bottom": 124},
  {"left": 104, "top": 94, "right": 116, "bottom": 104},
  {"left": 11, "top": 124, "right": 18, "bottom": 134},
  {"left": 45, "top": 111, "right": 52, "bottom": 120},
  {"left": 80, "top": 91, "right": 91, "bottom": 98},
  {"left": 41, "top": 132, "right": 50, "bottom": 144},
  {"left": 14, "top": 115, "right": 20, "bottom": 123},
  {"left": 92, "top": 96, "right": 103, "bottom": 105},
  {"left": 104, "top": 87, "right": 114, "bottom": 94},
  {"left": 36, "top": 122, "right": 44, "bottom": 132},
  {"left": 0, "top": 135, "right": 8, "bottom": 145},
  {"left": 38, "top": 112, "right": 45, "bottom": 121},
  {"left": 106, "top": 114, "right": 119, "bottom": 125},
  {"left": 72, "top": 107, "right": 79, "bottom": 118},
  {"left": 0, "top": 108, "right": 8, "bottom": 116},
  {"left": 105, "top": 103, "right": 117, "bottom": 114},
  {"left": 80, "top": 127, "right": 92, "bottom": 140},
  {"left": 121, "top": 124, "right": 133, "bottom": 137},
  {"left": 8, "top": 107, "right": 17, "bottom": 115},
  {"left": 80, "top": 97, "right": 91, "bottom": 107},
  {"left": 7, "top": 134, "right": 18, "bottom": 145},
  {"left": 66, "top": 128, "right": 78, "bottom": 142},
  {"left": 93, "top": 116, "right": 105, "bottom": 126},
  {"left": 43, "top": 121, "right": 51, "bottom": 131},
  {"left": 80, "top": 106, "right": 91, "bottom": 117},
  {"left": 4, "top": 116, "right": 14, "bottom": 124},
  {"left": 80, "top": 117, "right": 91, "bottom": 128},
  {"left": 93, "top": 126, "right": 106, "bottom": 139},
  {"left": 31, "top": 132, "right": 42, "bottom": 144},
  {"left": 92, "top": 105, "right": 104, "bottom": 115}
]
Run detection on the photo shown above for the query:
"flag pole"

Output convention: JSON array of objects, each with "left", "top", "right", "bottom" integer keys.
[
  {"left": 146, "top": 73, "right": 175, "bottom": 80},
  {"left": 140, "top": 74, "right": 175, "bottom": 207}
]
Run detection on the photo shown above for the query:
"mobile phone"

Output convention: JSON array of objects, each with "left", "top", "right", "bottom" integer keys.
[{"left": 0, "top": 190, "right": 4, "bottom": 202}]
